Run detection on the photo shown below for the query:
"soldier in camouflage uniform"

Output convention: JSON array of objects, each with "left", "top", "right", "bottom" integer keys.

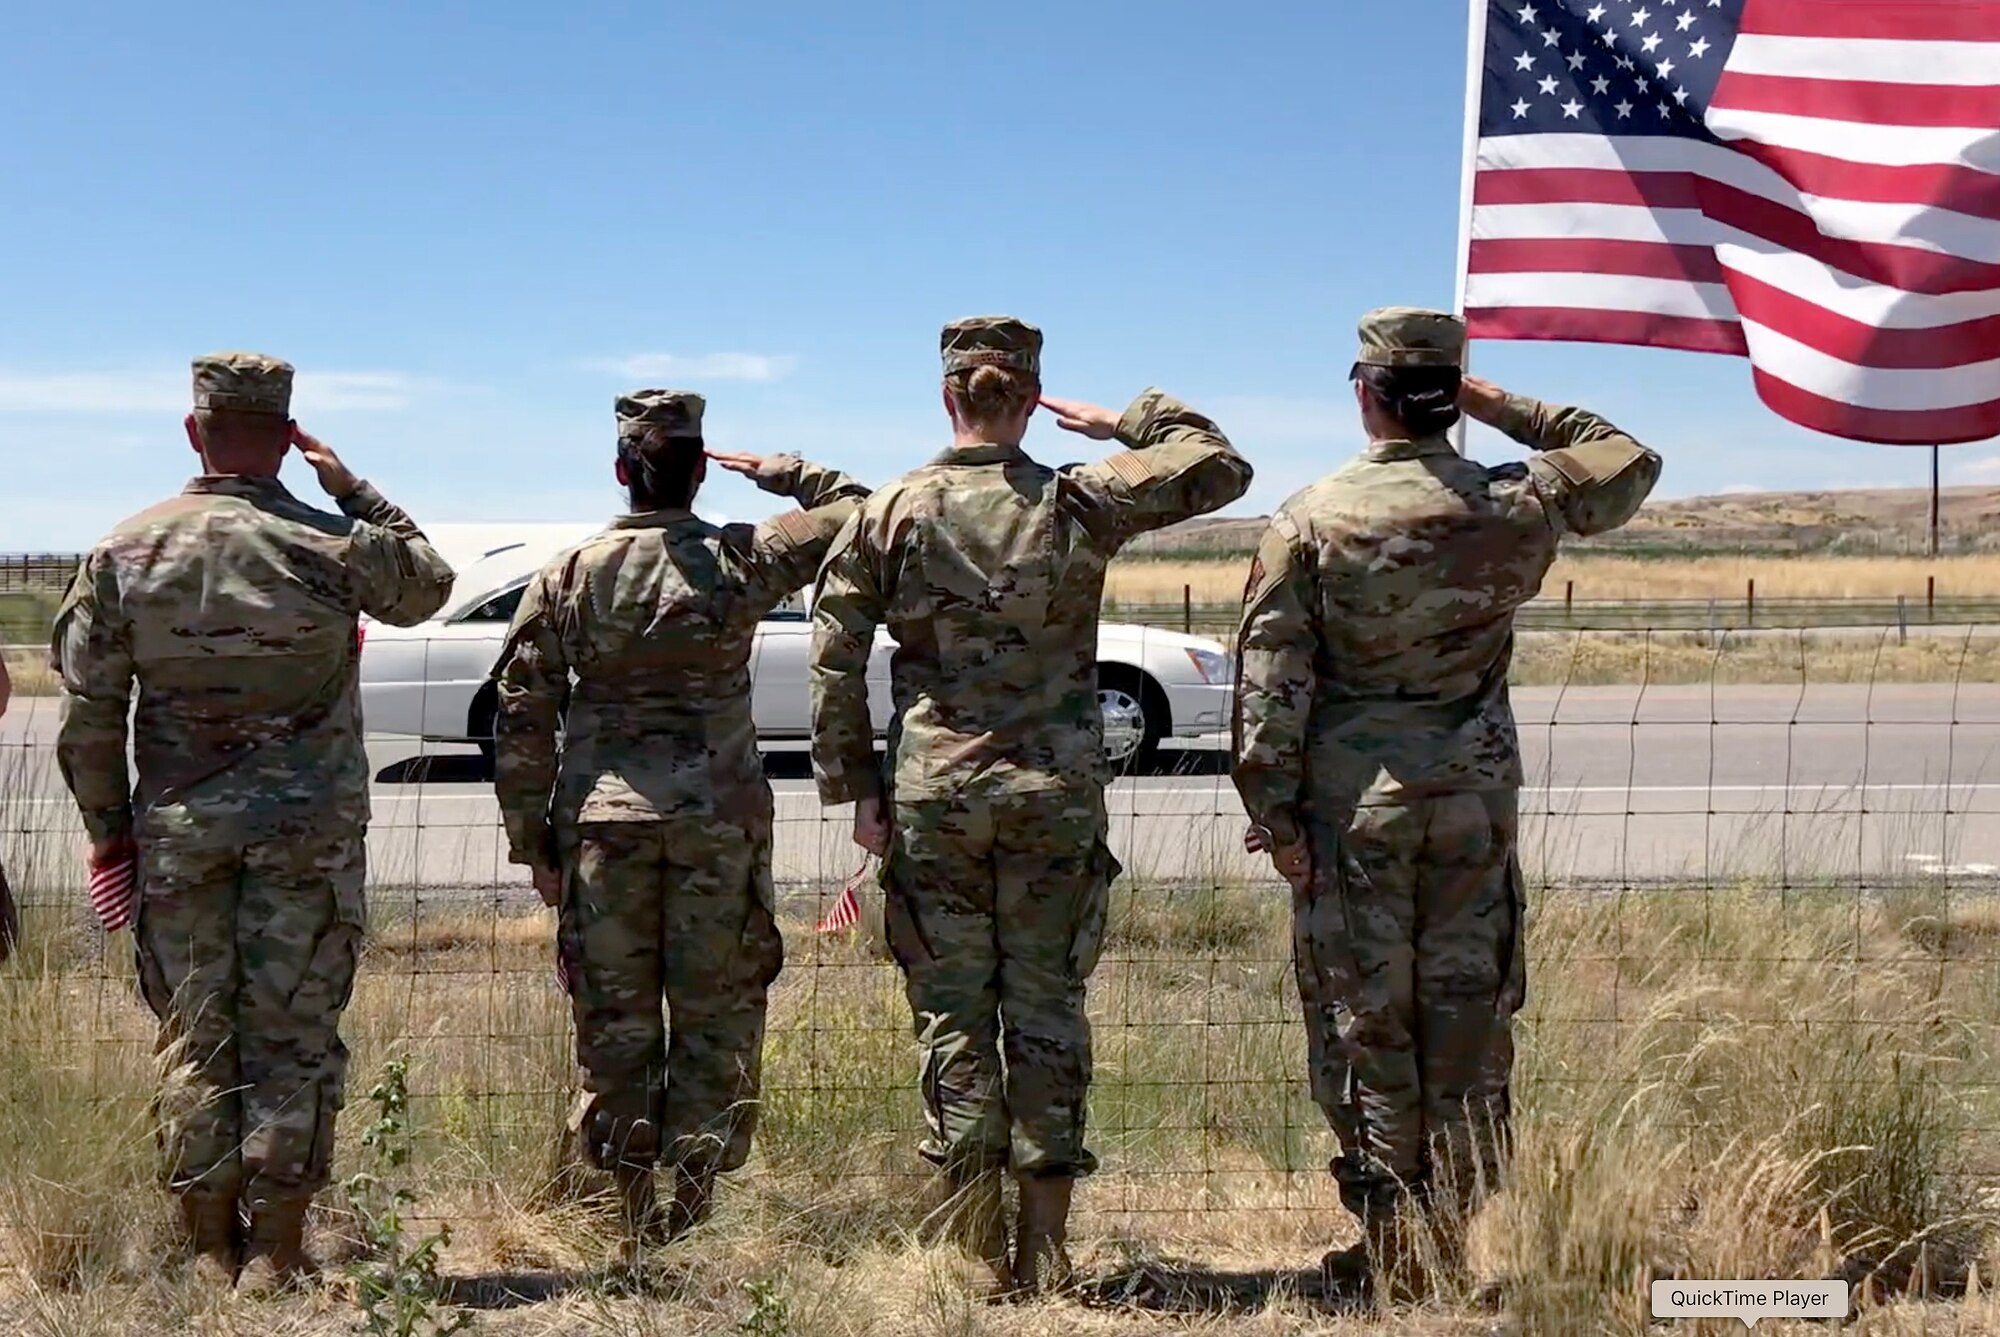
[
  {"left": 493, "top": 390, "right": 870, "bottom": 1261},
  {"left": 1232, "top": 309, "right": 1661, "bottom": 1299},
  {"left": 52, "top": 352, "right": 455, "bottom": 1291},
  {"left": 810, "top": 317, "right": 1252, "bottom": 1296}
]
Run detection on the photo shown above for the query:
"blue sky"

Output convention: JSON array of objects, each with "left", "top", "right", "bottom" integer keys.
[{"left": 2, "top": 1, "right": 1987, "bottom": 551}]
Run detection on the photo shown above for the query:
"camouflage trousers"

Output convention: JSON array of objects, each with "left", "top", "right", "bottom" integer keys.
[
  {"left": 883, "top": 787, "right": 1118, "bottom": 1179},
  {"left": 557, "top": 818, "right": 784, "bottom": 1175},
  {"left": 1295, "top": 790, "right": 1526, "bottom": 1222},
  {"left": 134, "top": 830, "right": 365, "bottom": 1206}
]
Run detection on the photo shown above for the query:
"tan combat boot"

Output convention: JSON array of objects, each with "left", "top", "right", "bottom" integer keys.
[
  {"left": 613, "top": 1165, "right": 664, "bottom": 1267},
  {"left": 930, "top": 1169, "right": 1012, "bottom": 1301},
  {"left": 237, "top": 1196, "right": 318, "bottom": 1296},
  {"left": 175, "top": 1189, "right": 242, "bottom": 1287},
  {"left": 666, "top": 1163, "right": 716, "bottom": 1241},
  {"left": 1012, "top": 1176, "right": 1075, "bottom": 1297},
  {"left": 1321, "top": 1211, "right": 1426, "bottom": 1308}
]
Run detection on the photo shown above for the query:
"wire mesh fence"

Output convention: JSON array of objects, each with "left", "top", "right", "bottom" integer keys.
[
  {"left": 1108, "top": 589, "right": 2000, "bottom": 640},
  {"left": 4, "top": 621, "right": 2000, "bottom": 1276}
]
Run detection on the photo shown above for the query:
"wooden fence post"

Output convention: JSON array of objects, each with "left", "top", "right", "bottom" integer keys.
[{"left": 1183, "top": 584, "right": 1193, "bottom": 636}]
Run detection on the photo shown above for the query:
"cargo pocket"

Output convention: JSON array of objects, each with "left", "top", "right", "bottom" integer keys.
[
  {"left": 741, "top": 835, "right": 785, "bottom": 989},
  {"left": 290, "top": 859, "right": 366, "bottom": 1024},
  {"left": 555, "top": 860, "right": 583, "bottom": 999},
  {"left": 879, "top": 838, "right": 936, "bottom": 972},
  {"left": 302, "top": 1083, "right": 339, "bottom": 1188},
  {"left": 1496, "top": 855, "right": 1528, "bottom": 1016},
  {"left": 1291, "top": 840, "right": 1356, "bottom": 1022},
  {"left": 1066, "top": 841, "right": 1119, "bottom": 982},
  {"left": 133, "top": 925, "right": 173, "bottom": 1022},
  {"left": 1289, "top": 878, "right": 1320, "bottom": 1007}
]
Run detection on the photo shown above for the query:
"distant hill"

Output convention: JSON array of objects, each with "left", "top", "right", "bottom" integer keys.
[{"left": 1120, "top": 486, "right": 2000, "bottom": 560}]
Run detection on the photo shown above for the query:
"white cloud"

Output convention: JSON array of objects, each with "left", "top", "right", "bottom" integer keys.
[
  {"left": 0, "top": 372, "right": 183, "bottom": 414},
  {"left": 1716, "top": 483, "right": 1763, "bottom": 495},
  {"left": 294, "top": 372, "right": 434, "bottom": 413},
  {"left": 594, "top": 353, "right": 798, "bottom": 383},
  {"left": 0, "top": 368, "right": 442, "bottom": 415}
]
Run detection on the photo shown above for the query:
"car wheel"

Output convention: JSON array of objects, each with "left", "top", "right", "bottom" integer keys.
[
  {"left": 1098, "top": 667, "right": 1167, "bottom": 772},
  {"left": 470, "top": 683, "right": 499, "bottom": 771}
]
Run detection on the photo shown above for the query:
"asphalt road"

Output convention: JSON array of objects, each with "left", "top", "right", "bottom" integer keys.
[{"left": 6, "top": 684, "right": 2000, "bottom": 895}]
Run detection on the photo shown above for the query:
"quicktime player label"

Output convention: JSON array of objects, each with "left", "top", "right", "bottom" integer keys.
[{"left": 1651, "top": 1281, "right": 1848, "bottom": 1328}]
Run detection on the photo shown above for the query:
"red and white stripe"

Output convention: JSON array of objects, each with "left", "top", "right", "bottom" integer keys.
[
  {"left": 88, "top": 853, "right": 138, "bottom": 933},
  {"left": 1465, "top": 0, "right": 2000, "bottom": 445},
  {"left": 815, "top": 862, "right": 870, "bottom": 935}
]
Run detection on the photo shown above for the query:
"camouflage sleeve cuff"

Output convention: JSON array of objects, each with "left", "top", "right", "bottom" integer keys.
[
  {"left": 80, "top": 805, "right": 134, "bottom": 847},
  {"left": 336, "top": 480, "right": 394, "bottom": 523},
  {"left": 751, "top": 454, "right": 807, "bottom": 496},
  {"left": 1112, "top": 387, "right": 1176, "bottom": 449},
  {"left": 1491, "top": 394, "right": 1553, "bottom": 449}
]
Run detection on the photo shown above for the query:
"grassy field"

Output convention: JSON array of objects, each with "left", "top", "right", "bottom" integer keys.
[
  {"left": 2, "top": 646, "right": 55, "bottom": 699},
  {"left": 0, "top": 591, "right": 57, "bottom": 646},
  {"left": 4, "top": 866, "right": 2000, "bottom": 1334},
  {"left": 1104, "top": 553, "right": 2000, "bottom": 608}
]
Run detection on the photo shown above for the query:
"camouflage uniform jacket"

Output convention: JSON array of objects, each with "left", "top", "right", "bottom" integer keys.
[
  {"left": 494, "top": 456, "right": 869, "bottom": 869},
  {"left": 812, "top": 390, "right": 1252, "bottom": 805},
  {"left": 1233, "top": 395, "right": 1661, "bottom": 845},
  {"left": 53, "top": 476, "right": 456, "bottom": 848}
]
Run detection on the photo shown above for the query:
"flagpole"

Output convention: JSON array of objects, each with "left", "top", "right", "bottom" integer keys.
[
  {"left": 1451, "top": 0, "right": 1491, "bottom": 457},
  {"left": 1929, "top": 445, "right": 1941, "bottom": 557}
]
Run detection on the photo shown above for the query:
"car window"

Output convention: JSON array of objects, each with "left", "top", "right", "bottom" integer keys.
[{"left": 458, "top": 581, "right": 528, "bottom": 624}]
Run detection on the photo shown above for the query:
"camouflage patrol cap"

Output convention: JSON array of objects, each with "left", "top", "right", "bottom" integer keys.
[
  {"left": 191, "top": 351, "right": 294, "bottom": 415},
  {"left": 940, "top": 316, "right": 1042, "bottom": 376},
  {"left": 1353, "top": 308, "right": 1466, "bottom": 370},
  {"left": 615, "top": 389, "right": 706, "bottom": 441}
]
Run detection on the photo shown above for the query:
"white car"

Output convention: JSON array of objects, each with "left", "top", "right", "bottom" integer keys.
[{"left": 360, "top": 525, "right": 1235, "bottom": 768}]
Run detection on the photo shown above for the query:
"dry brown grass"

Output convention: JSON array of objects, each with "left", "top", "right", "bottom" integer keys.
[
  {"left": 3, "top": 875, "right": 1999, "bottom": 1335},
  {"left": 1105, "top": 554, "right": 2000, "bottom": 608},
  {"left": 1514, "top": 628, "right": 2000, "bottom": 686},
  {"left": 1, "top": 646, "right": 55, "bottom": 699}
]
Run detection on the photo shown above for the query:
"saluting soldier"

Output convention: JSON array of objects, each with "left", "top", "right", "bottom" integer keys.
[
  {"left": 1232, "top": 309, "right": 1662, "bottom": 1301},
  {"left": 810, "top": 317, "right": 1253, "bottom": 1296},
  {"left": 52, "top": 352, "right": 455, "bottom": 1290},
  {"left": 493, "top": 390, "right": 871, "bottom": 1262}
]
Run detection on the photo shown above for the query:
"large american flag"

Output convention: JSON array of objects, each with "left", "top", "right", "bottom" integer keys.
[{"left": 1462, "top": 0, "right": 2000, "bottom": 445}]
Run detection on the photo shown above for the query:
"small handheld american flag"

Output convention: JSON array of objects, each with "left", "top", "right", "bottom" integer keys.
[
  {"left": 88, "top": 850, "right": 139, "bottom": 933},
  {"left": 816, "top": 859, "right": 873, "bottom": 935}
]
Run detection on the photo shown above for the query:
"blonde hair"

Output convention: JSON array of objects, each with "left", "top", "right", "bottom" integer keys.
[{"left": 945, "top": 364, "right": 1039, "bottom": 431}]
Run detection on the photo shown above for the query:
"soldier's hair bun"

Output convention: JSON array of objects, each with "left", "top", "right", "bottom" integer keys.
[
  {"left": 948, "top": 363, "right": 1040, "bottom": 429},
  {"left": 620, "top": 432, "right": 706, "bottom": 510},
  {"left": 1358, "top": 365, "right": 1463, "bottom": 438}
]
